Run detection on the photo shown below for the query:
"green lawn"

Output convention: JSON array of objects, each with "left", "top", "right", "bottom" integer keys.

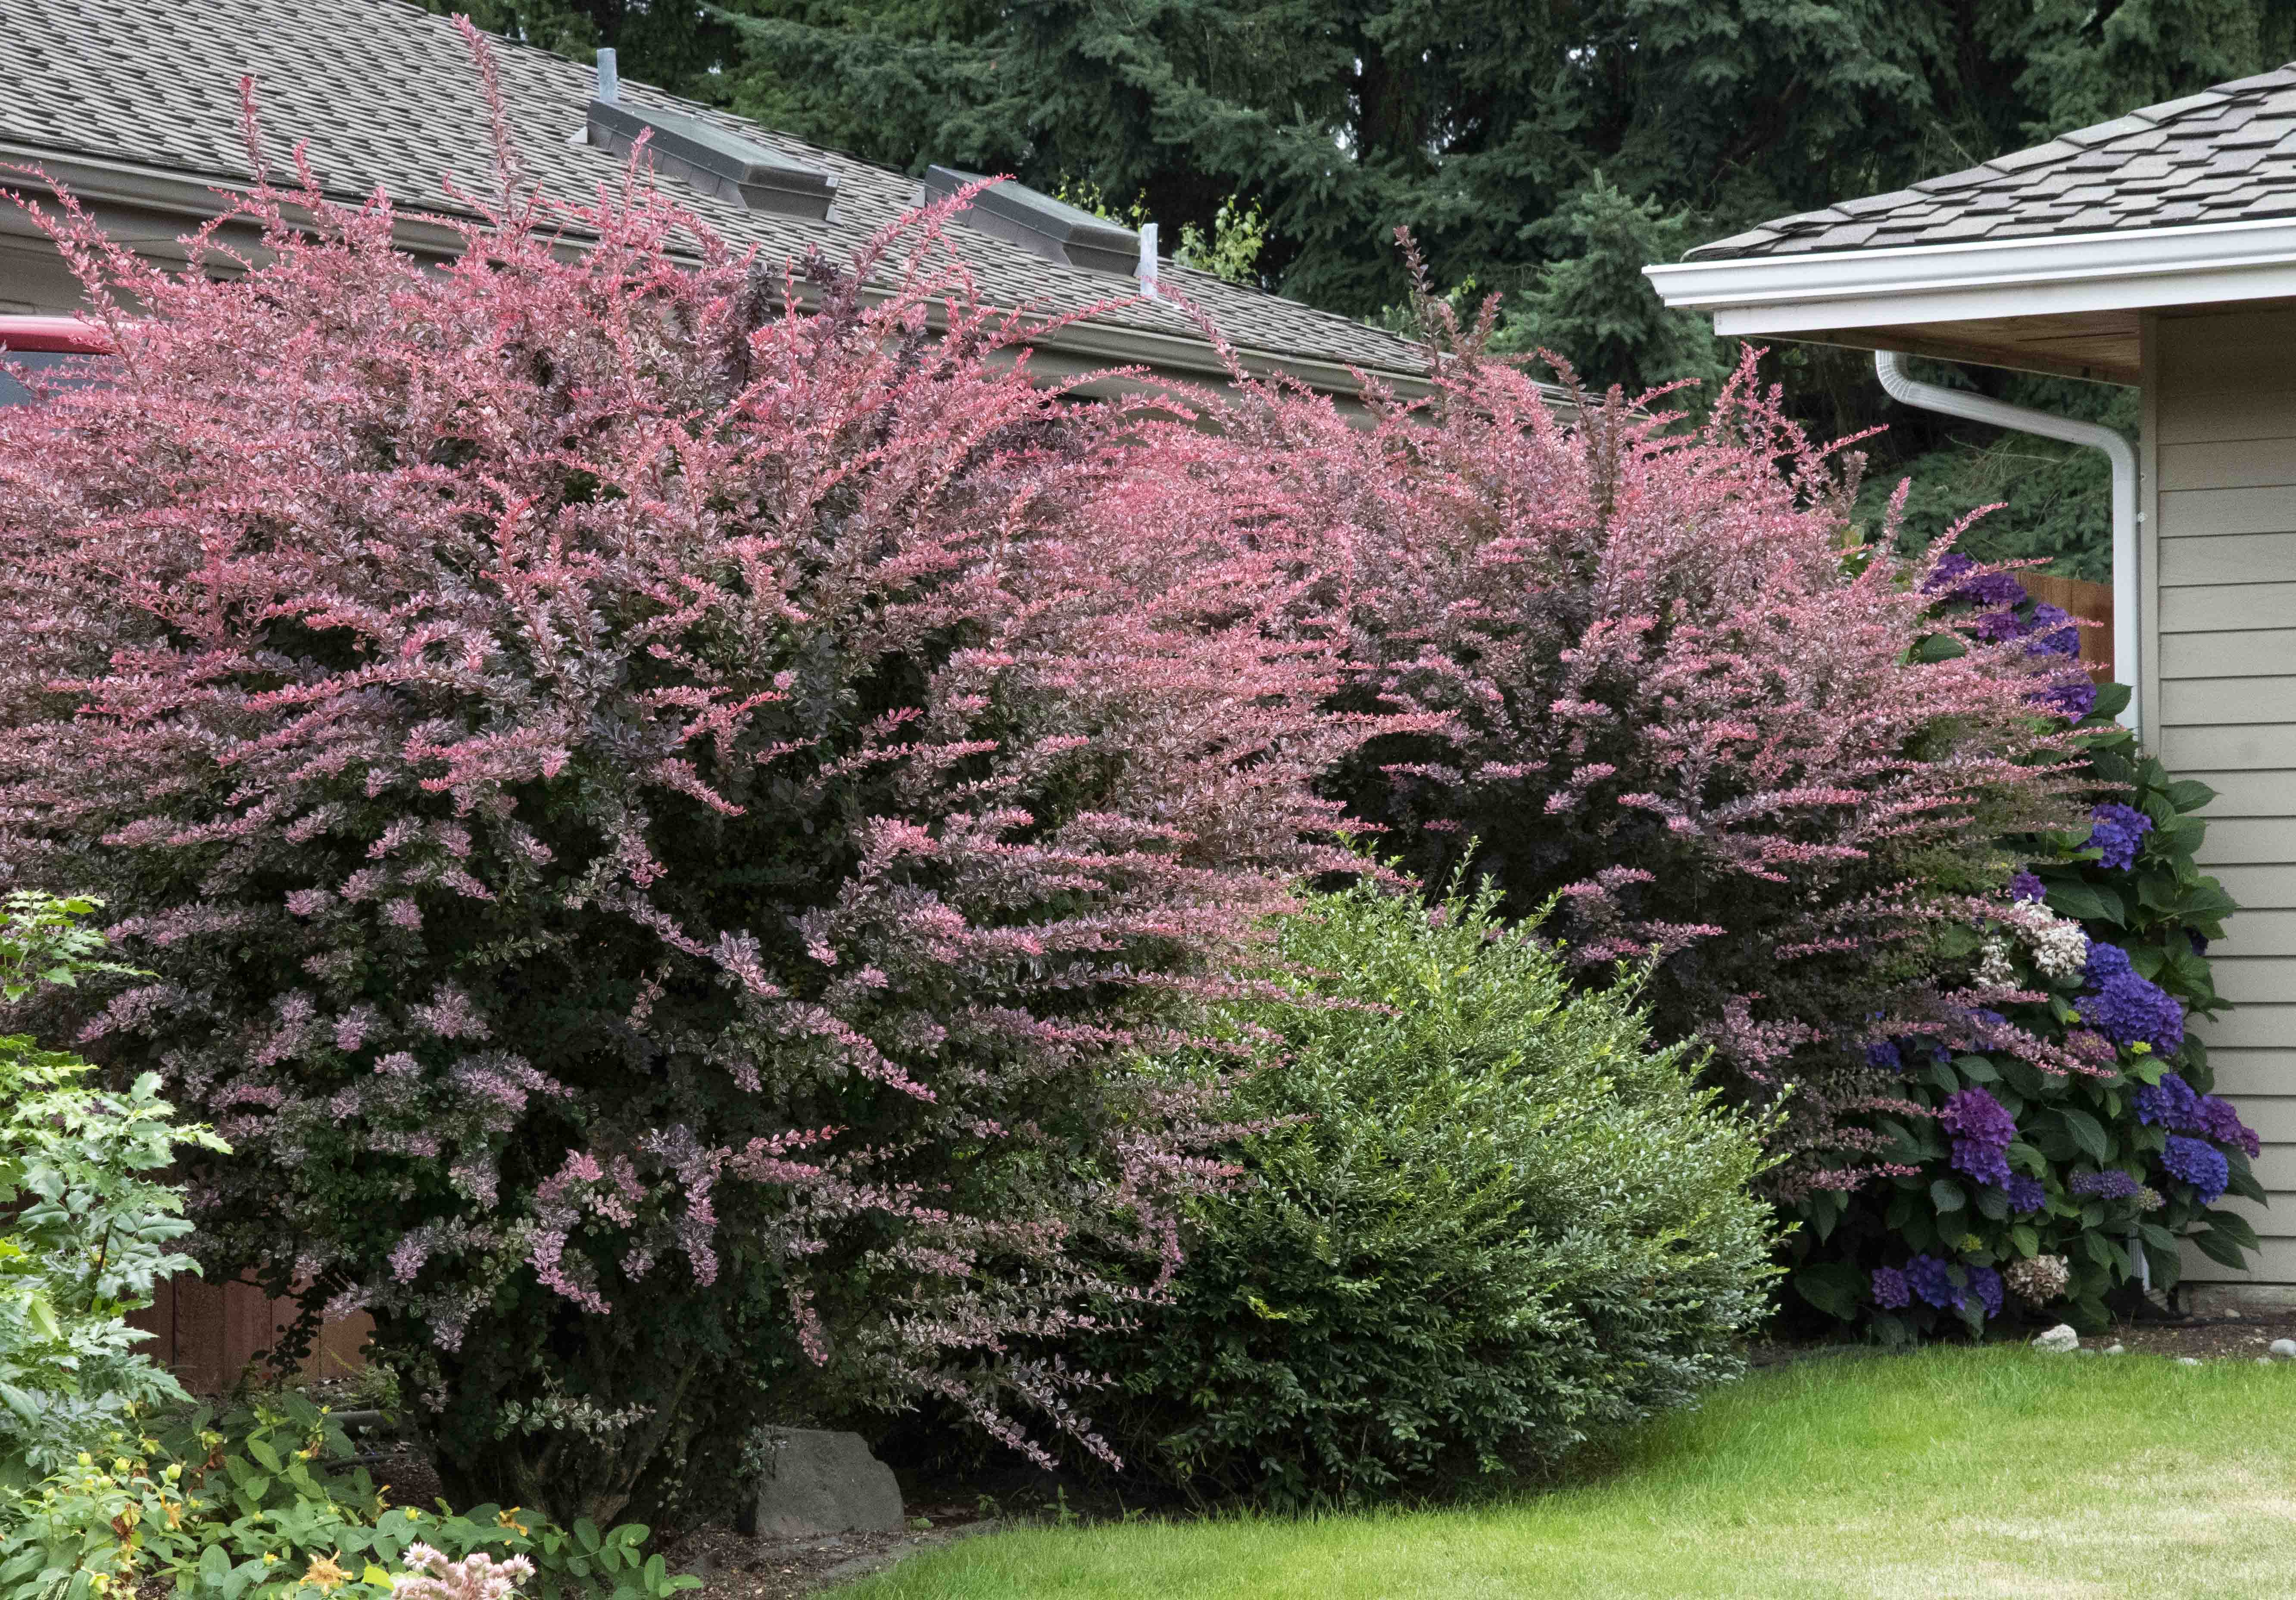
[{"left": 849, "top": 1348, "right": 2296, "bottom": 1600}]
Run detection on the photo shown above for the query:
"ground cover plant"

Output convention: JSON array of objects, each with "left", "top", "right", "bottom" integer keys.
[
  {"left": 0, "top": 39, "right": 1376, "bottom": 1527},
  {"left": 1082, "top": 878, "right": 1775, "bottom": 1507},
  {"left": 1791, "top": 572, "right": 2253, "bottom": 1335},
  {"left": 1, "top": 1388, "right": 692, "bottom": 1600},
  {"left": 842, "top": 1348, "right": 2296, "bottom": 1600}
]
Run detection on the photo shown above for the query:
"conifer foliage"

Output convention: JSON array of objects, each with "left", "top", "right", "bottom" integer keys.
[{"left": 0, "top": 43, "right": 1363, "bottom": 1524}]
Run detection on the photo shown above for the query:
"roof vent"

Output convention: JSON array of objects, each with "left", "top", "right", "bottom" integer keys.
[
  {"left": 918, "top": 167, "right": 1138, "bottom": 273},
  {"left": 586, "top": 97, "right": 837, "bottom": 221}
]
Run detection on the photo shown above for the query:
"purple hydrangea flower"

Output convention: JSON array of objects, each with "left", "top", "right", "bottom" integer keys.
[
  {"left": 1953, "top": 1138, "right": 2014, "bottom": 1188},
  {"left": 2071, "top": 1169, "right": 2141, "bottom": 1200},
  {"left": 1866, "top": 1040, "right": 1902, "bottom": 1072},
  {"left": 2162, "top": 1135, "right": 2230, "bottom": 1205},
  {"left": 2087, "top": 803, "right": 2153, "bottom": 872},
  {"left": 1923, "top": 551, "right": 1978, "bottom": 593},
  {"left": 1962, "top": 571, "right": 2028, "bottom": 609},
  {"left": 1938, "top": 1087, "right": 2016, "bottom": 1147},
  {"left": 1905, "top": 1253, "right": 1960, "bottom": 1309},
  {"left": 2198, "top": 1094, "right": 2262, "bottom": 1159},
  {"left": 2037, "top": 676, "right": 2097, "bottom": 721},
  {"left": 2008, "top": 871, "right": 2046, "bottom": 904},
  {"left": 1871, "top": 1266, "right": 1911, "bottom": 1309},
  {"left": 2085, "top": 942, "right": 2134, "bottom": 984},
  {"left": 2079, "top": 971, "right": 2184, "bottom": 1054},
  {"left": 1976, "top": 609, "right": 2026, "bottom": 642},
  {"left": 1965, "top": 1264, "right": 2004, "bottom": 1319},
  {"left": 2001, "top": 1173, "right": 2046, "bottom": 1214},
  {"left": 2027, "top": 603, "right": 2081, "bottom": 660},
  {"left": 2134, "top": 1071, "right": 2202, "bottom": 1132}
]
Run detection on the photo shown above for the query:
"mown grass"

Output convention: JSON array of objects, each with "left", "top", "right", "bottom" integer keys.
[{"left": 848, "top": 1347, "right": 2296, "bottom": 1599}]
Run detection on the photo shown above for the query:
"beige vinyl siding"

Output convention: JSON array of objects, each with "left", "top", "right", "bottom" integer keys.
[{"left": 2149, "top": 306, "right": 2296, "bottom": 1284}]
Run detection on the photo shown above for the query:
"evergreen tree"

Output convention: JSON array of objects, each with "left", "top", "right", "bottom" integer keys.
[{"left": 443, "top": 0, "right": 2296, "bottom": 575}]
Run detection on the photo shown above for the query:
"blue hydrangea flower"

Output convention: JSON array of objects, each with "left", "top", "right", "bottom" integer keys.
[
  {"left": 1905, "top": 1253, "right": 1960, "bottom": 1309},
  {"left": 2001, "top": 1173, "right": 2046, "bottom": 1214},
  {"left": 1871, "top": 1266, "right": 1910, "bottom": 1309},
  {"left": 2162, "top": 1135, "right": 2230, "bottom": 1205},
  {"left": 2008, "top": 871, "right": 2046, "bottom": 903},
  {"left": 2134, "top": 1071, "right": 2202, "bottom": 1131},
  {"left": 2087, "top": 803, "right": 2153, "bottom": 871},
  {"left": 2071, "top": 1169, "right": 2142, "bottom": 1200},
  {"left": 1965, "top": 1264, "right": 2004, "bottom": 1319},
  {"left": 1866, "top": 1040, "right": 1902, "bottom": 1071},
  {"left": 2079, "top": 971, "right": 2184, "bottom": 1054}
]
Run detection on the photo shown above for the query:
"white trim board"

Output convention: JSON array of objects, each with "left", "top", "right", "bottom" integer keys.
[{"left": 1644, "top": 218, "right": 2296, "bottom": 336}]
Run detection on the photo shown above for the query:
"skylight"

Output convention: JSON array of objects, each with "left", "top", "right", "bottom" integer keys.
[{"left": 918, "top": 167, "right": 1139, "bottom": 274}]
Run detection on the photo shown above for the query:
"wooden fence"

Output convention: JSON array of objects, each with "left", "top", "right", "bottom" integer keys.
[
  {"left": 2018, "top": 571, "right": 2115, "bottom": 685},
  {"left": 131, "top": 1274, "right": 370, "bottom": 1394}
]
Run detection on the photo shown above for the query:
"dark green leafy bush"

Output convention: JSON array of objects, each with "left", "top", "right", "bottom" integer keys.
[{"left": 1083, "top": 878, "right": 1779, "bottom": 1506}]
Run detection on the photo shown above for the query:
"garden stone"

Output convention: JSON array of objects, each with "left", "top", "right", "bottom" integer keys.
[
  {"left": 2076, "top": 1346, "right": 2097, "bottom": 1356},
  {"left": 741, "top": 1428, "right": 906, "bottom": 1537},
  {"left": 2178, "top": 1357, "right": 2202, "bottom": 1367},
  {"left": 2105, "top": 1344, "right": 2127, "bottom": 1356},
  {"left": 2031, "top": 1324, "right": 2080, "bottom": 1353},
  {"left": 2269, "top": 1338, "right": 2296, "bottom": 1359}
]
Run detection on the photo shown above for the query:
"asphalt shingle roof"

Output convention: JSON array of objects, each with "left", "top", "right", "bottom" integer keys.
[
  {"left": 0, "top": 0, "right": 1430, "bottom": 382},
  {"left": 1687, "top": 63, "right": 2296, "bottom": 261}
]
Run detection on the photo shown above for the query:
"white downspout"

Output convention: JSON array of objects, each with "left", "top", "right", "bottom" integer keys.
[{"left": 1873, "top": 351, "right": 2139, "bottom": 735}]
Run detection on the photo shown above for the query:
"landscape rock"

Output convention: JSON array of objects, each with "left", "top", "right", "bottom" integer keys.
[
  {"left": 2178, "top": 1357, "right": 2203, "bottom": 1367},
  {"left": 2031, "top": 1324, "right": 2080, "bottom": 1353},
  {"left": 2269, "top": 1338, "right": 2296, "bottom": 1359},
  {"left": 2105, "top": 1344, "right": 2127, "bottom": 1356},
  {"left": 741, "top": 1428, "right": 907, "bottom": 1538}
]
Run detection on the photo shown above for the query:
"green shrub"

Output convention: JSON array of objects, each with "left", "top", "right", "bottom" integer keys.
[
  {"left": 0, "top": 1391, "right": 695, "bottom": 1600},
  {"left": 0, "top": 893, "right": 222, "bottom": 1489},
  {"left": 1083, "top": 877, "right": 1780, "bottom": 1507}
]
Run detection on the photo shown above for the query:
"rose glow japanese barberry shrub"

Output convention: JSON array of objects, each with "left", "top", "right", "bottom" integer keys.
[
  {"left": 0, "top": 53, "right": 1365, "bottom": 1524},
  {"left": 1160, "top": 301, "right": 2091, "bottom": 1197}
]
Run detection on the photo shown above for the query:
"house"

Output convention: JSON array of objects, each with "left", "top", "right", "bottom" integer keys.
[
  {"left": 0, "top": 0, "right": 1435, "bottom": 407},
  {"left": 1647, "top": 66, "right": 2296, "bottom": 1309}
]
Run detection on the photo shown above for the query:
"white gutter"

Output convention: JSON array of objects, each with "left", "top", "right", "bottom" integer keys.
[
  {"left": 1874, "top": 351, "right": 2138, "bottom": 733},
  {"left": 1644, "top": 216, "right": 2296, "bottom": 335}
]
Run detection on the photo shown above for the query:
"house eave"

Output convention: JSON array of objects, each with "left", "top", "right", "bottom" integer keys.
[
  {"left": 1645, "top": 217, "right": 2296, "bottom": 338},
  {"left": 0, "top": 141, "right": 1431, "bottom": 404}
]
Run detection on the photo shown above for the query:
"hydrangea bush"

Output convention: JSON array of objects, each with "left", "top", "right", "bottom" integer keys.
[
  {"left": 1790, "top": 576, "right": 2253, "bottom": 1334},
  {"left": 0, "top": 45, "right": 1367, "bottom": 1523}
]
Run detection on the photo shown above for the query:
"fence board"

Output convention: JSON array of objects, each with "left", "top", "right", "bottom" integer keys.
[{"left": 127, "top": 1273, "right": 369, "bottom": 1393}]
